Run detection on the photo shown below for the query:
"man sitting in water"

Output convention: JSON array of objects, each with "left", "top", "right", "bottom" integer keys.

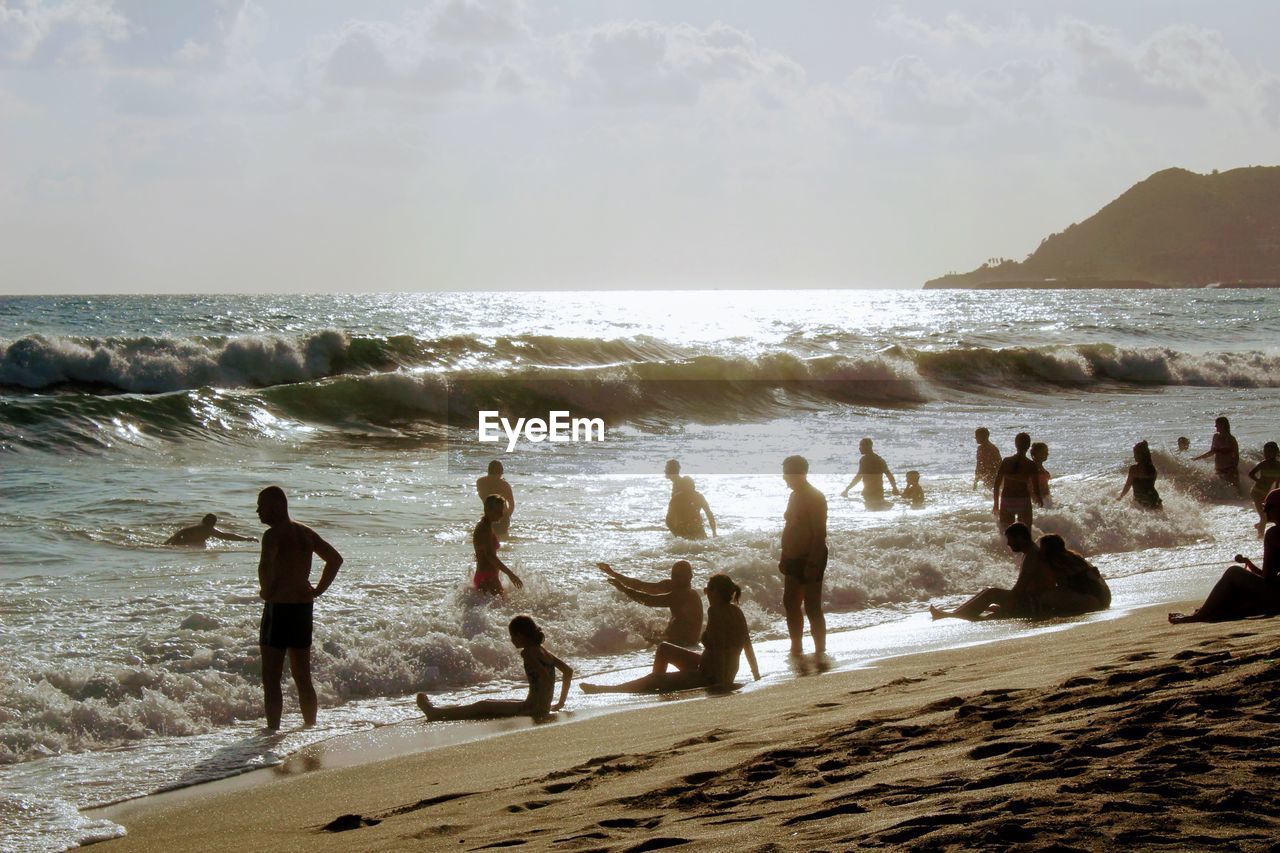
[
  {"left": 930, "top": 523, "right": 1053, "bottom": 620},
  {"left": 597, "top": 560, "right": 704, "bottom": 648},
  {"left": 165, "top": 513, "right": 256, "bottom": 547},
  {"left": 841, "top": 437, "right": 899, "bottom": 509}
]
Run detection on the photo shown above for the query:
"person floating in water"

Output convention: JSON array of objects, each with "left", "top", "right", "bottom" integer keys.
[
  {"left": 973, "top": 427, "right": 1001, "bottom": 491},
  {"left": 255, "top": 486, "right": 343, "bottom": 731},
  {"left": 580, "top": 573, "right": 759, "bottom": 693},
  {"left": 1036, "top": 534, "right": 1111, "bottom": 616},
  {"left": 1194, "top": 416, "right": 1242, "bottom": 495},
  {"left": 1169, "top": 489, "right": 1280, "bottom": 623},
  {"left": 1030, "top": 442, "right": 1052, "bottom": 508},
  {"left": 476, "top": 460, "right": 515, "bottom": 539},
  {"left": 664, "top": 461, "right": 715, "bottom": 538},
  {"left": 597, "top": 560, "right": 704, "bottom": 648},
  {"left": 165, "top": 513, "right": 256, "bottom": 547},
  {"left": 1248, "top": 442, "right": 1280, "bottom": 537},
  {"left": 901, "top": 470, "right": 925, "bottom": 507},
  {"left": 779, "top": 454, "right": 828, "bottom": 656},
  {"left": 993, "top": 432, "right": 1043, "bottom": 529},
  {"left": 841, "top": 437, "right": 899, "bottom": 509},
  {"left": 417, "top": 615, "right": 572, "bottom": 719},
  {"left": 473, "top": 494, "right": 523, "bottom": 595},
  {"left": 1118, "top": 440, "right": 1162, "bottom": 509},
  {"left": 1176, "top": 436, "right": 1191, "bottom": 453},
  {"left": 930, "top": 523, "right": 1052, "bottom": 621}
]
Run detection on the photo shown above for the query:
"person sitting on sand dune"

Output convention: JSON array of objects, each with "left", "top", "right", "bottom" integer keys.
[
  {"left": 930, "top": 523, "right": 1053, "bottom": 621},
  {"left": 1169, "top": 489, "right": 1280, "bottom": 624},
  {"left": 165, "top": 513, "right": 256, "bottom": 547},
  {"left": 581, "top": 573, "right": 760, "bottom": 693},
  {"left": 597, "top": 560, "right": 704, "bottom": 648},
  {"left": 417, "top": 615, "right": 572, "bottom": 720},
  {"left": 1036, "top": 534, "right": 1111, "bottom": 616}
]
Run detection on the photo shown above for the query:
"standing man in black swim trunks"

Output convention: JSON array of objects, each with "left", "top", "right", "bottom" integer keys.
[
  {"left": 779, "top": 455, "right": 828, "bottom": 656},
  {"left": 993, "top": 432, "right": 1043, "bottom": 530},
  {"left": 256, "top": 486, "right": 343, "bottom": 731}
]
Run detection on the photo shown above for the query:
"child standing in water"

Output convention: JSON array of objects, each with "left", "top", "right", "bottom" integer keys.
[
  {"left": 1249, "top": 442, "right": 1280, "bottom": 537},
  {"left": 417, "top": 615, "right": 572, "bottom": 720},
  {"left": 901, "top": 471, "right": 925, "bottom": 507}
]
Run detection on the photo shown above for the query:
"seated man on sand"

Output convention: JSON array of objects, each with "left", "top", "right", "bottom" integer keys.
[
  {"left": 1170, "top": 489, "right": 1280, "bottom": 624},
  {"left": 581, "top": 574, "right": 760, "bottom": 693},
  {"left": 930, "top": 523, "right": 1053, "bottom": 621},
  {"left": 597, "top": 560, "right": 704, "bottom": 647},
  {"left": 165, "top": 513, "right": 256, "bottom": 547}
]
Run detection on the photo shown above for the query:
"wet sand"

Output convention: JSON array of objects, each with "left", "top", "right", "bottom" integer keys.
[{"left": 98, "top": 602, "right": 1280, "bottom": 851}]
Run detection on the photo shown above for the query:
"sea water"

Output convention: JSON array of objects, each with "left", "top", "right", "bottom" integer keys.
[{"left": 1, "top": 290, "right": 1276, "bottom": 850}]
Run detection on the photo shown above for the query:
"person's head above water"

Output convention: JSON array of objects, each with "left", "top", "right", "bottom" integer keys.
[
  {"left": 1133, "top": 440, "right": 1154, "bottom": 467},
  {"left": 704, "top": 572, "right": 741, "bottom": 604},
  {"left": 858, "top": 437, "right": 873, "bottom": 454},
  {"left": 664, "top": 459, "right": 680, "bottom": 478},
  {"left": 782, "top": 454, "right": 809, "bottom": 487},
  {"left": 483, "top": 493, "right": 507, "bottom": 519},
  {"left": 1014, "top": 432, "right": 1031, "bottom": 453},
  {"left": 487, "top": 460, "right": 503, "bottom": 477},
  {"left": 1264, "top": 441, "right": 1279, "bottom": 460},
  {"left": 975, "top": 427, "right": 990, "bottom": 443},
  {"left": 1215, "top": 416, "right": 1231, "bottom": 433},
  {"left": 1003, "top": 522, "right": 1034, "bottom": 551},
  {"left": 201, "top": 513, "right": 217, "bottom": 527},
  {"left": 1177, "top": 436, "right": 1191, "bottom": 451},
  {"left": 905, "top": 470, "right": 920, "bottom": 485},
  {"left": 508, "top": 614, "right": 544, "bottom": 648},
  {"left": 256, "top": 486, "right": 288, "bottom": 526},
  {"left": 1030, "top": 442, "right": 1048, "bottom": 463},
  {"left": 671, "top": 560, "right": 693, "bottom": 587}
]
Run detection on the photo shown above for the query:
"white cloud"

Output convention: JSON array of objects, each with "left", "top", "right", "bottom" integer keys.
[{"left": 0, "top": 0, "right": 130, "bottom": 64}]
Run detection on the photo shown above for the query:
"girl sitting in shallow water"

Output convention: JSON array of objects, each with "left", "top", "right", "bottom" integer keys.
[
  {"left": 417, "top": 615, "right": 572, "bottom": 721},
  {"left": 581, "top": 573, "right": 761, "bottom": 693}
]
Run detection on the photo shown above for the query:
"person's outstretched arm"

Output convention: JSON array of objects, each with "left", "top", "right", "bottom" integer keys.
[
  {"left": 840, "top": 472, "right": 862, "bottom": 497},
  {"left": 546, "top": 649, "right": 573, "bottom": 710},
  {"left": 211, "top": 528, "right": 257, "bottom": 543},
  {"left": 309, "top": 529, "right": 343, "bottom": 597},
  {"left": 1192, "top": 447, "right": 1213, "bottom": 461},
  {"left": 611, "top": 580, "right": 672, "bottom": 608},
  {"left": 596, "top": 563, "right": 670, "bottom": 594}
]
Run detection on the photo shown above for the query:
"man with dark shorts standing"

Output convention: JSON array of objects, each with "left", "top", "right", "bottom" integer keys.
[
  {"left": 256, "top": 486, "right": 343, "bottom": 731},
  {"left": 993, "top": 432, "right": 1043, "bottom": 529},
  {"left": 779, "top": 455, "right": 828, "bottom": 656}
]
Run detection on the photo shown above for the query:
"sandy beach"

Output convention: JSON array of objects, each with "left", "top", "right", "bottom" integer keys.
[{"left": 97, "top": 602, "right": 1280, "bottom": 852}]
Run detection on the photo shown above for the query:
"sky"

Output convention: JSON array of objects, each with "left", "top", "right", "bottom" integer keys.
[{"left": 2, "top": 0, "right": 1279, "bottom": 294}]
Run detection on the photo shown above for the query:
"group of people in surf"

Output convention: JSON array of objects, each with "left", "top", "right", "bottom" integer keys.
[{"left": 167, "top": 417, "right": 1279, "bottom": 730}]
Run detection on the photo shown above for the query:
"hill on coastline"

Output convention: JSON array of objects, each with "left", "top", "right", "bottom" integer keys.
[{"left": 924, "top": 166, "right": 1280, "bottom": 289}]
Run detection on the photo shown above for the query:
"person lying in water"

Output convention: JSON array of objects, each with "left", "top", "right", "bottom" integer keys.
[
  {"left": 165, "top": 513, "right": 257, "bottom": 547},
  {"left": 1169, "top": 488, "right": 1280, "bottom": 624},
  {"left": 416, "top": 615, "right": 571, "bottom": 720},
  {"left": 930, "top": 522, "right": 1053, "bottom": 621},
  {"left": 580, "top": 573, "right": 760, "bottom": 693}
]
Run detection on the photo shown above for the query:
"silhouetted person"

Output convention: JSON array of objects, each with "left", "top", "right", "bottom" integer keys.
[
  {"left": 930, "top": 523, "right": 1052, "bottom": 621},
  {"left": 256, "top": 486, "right": 343, "bottom": 731},
  {"left": 1169, "top": 489, "right": 1280, "bottom": 623},
  {"left": 901, "top": 470, "right": 925, "bottom": 507},
  {"left": 1037, "top": 534, "right": 1110, "bottom": 616},
  {"left": 664, "top": 460, "right": 714, "bottom": 538},
  {"left": 597, "top": 560, "right": 704, "bottom": 647},
  {"left": 973, "top": 427, "right": 1001, "bottom": 490},
  {"left": 1176, "top": 436, "right": 1191, "bottom": 453},
  {"left": 581, "top": 574, "right": 759, "bottom": 693},
  {"left": 1118, "top": 440, "right": 1162, "bottom": 509},
  {"left": 1030, "top": 441, "right": 1051, "bottom": 508},
  {"left": 841, "top": 437, "right": 898, "bottom": 508},
  {"left": 1195, "top": 416, "right": 1242, "bottom": 495},
  {"left": 473, "top": 494, "right": 523, "bottom": 595},
  {"left": 417, "top": 615, "right": 572, "bottom": 719},
  {"left": 165, "top": 513, "right": 256, "bottom": 547},
  {"left": 779, "top": 455, "right": 827, "bottom": 656},
  {"left": 1248, "top": 442, "right": 1280, "bottom": 537},
  {"left": 476, "top": 460, "right": 515, "bottom": 538},
  {"left": 993, "top": 432, "right": 1043, "bottom": 528}
]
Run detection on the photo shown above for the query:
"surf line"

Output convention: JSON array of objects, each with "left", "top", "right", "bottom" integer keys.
[{"left": 477, "top": 410, "right": 606, "bottom": 452}]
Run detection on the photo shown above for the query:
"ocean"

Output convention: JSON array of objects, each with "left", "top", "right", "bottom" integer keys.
[{"left": 1, "top": 289, "right": 1276, "bottom": 850}]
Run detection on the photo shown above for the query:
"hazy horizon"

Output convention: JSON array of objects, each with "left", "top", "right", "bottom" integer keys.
[{"left": 3, "top": 1, "right": 1279, "bottom": 295}]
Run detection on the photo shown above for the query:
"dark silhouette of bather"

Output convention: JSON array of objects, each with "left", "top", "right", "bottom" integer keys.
[
  {"left": 664, "top": 460, "right": 715, "bottom": 538},
  {"left": 901, "top": 470, "right": 925, "bottom": 507},
  {"left": 166, "top": 513, "right": 256, "bottom": 547},
  {"left": 1036, "top": 534, "right": 1111, "bottom": 616},
  {"left": 255, "top": 486, "right": 343, "bottom": 731},
  {"left": 1194, "top": 416, "right": 1242, "bottom": 495},
  {"left": 1248, "top": 442, "right": 1280, "bottom": 537},
  {"left": 993, "top": 432, "right": 1043, "bottom": 529},
  {"left": 1169, "top": 489, "right": 1280, "bottom": 624},
  {"left": 1030, "top": 441, "right": 1051, "bottom": 508},
  {"left": 930, "top": 523, "right": 1051, "bottom": 621},
  {"left": 841, "top": 437, "right": 898, "bottom": 508},
  {"left": 1118, "top": 440, "right": 1162, "bottom": 509},
  {"left": 779, "top": 454, "right": 828, "bottom": 656},
  {"left": 417, "top": 615, "right": 572, "bottom": 719},
  {"left": 973, "top": 427, "right": 1001, "bottom": 490},
  {"left": 597, "top": 560, "right": 704, "bottom": 647},
  {"left": 473, "top": 494, "right": 523, "bottom": 595},
  {"left": 580, "top": 574, "right": 759, "bottom": 693},
  {"left": 476, "top": 460, "right": 515, "bottom": 538}
]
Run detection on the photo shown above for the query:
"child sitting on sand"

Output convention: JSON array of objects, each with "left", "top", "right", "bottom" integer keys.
[
  {"left": 581, "top": 573, "right": 760, "bottom": 693},
  {"left": 901, "top": 471, "right": 925, "bottom": 507},
  {"left": 417, "top": 615, "right": 572, "bottom": 721}
]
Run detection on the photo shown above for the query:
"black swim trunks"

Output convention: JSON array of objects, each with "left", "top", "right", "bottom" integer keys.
[
  {"left": 259, "top": 602, "right": 314, "bottom": 649},
  {"left": 780, "top": 551, "right": 827, "bottom": 582}
]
